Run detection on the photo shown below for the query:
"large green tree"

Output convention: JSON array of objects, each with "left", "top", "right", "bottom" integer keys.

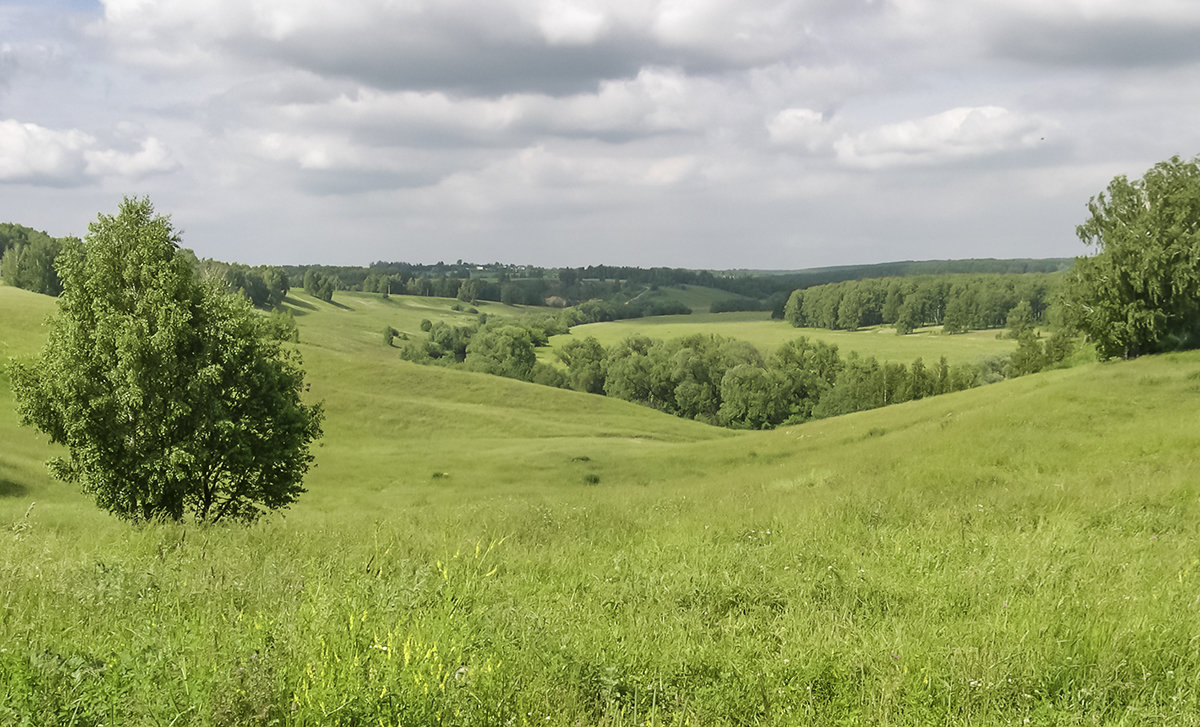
[
  {"left": 1064, "top": 154, "right": 1200, "bottom": 359},
  {"left": 10, "top": 197, "right": 323, "bottom": 523}
]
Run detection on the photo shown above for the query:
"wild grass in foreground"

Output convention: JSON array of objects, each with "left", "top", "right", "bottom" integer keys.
[{"left": 2, "top": 285, "right": 1200, "bottom": 725}]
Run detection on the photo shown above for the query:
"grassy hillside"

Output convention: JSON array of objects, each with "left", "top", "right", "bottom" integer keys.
[
  {"left": 631, "top": 283, "right": 744, "bottom": 313},
  {"left": 3, "top": 283, "right": 1200, "bottom": 724},
  {"left": 551, "top": 311, "right": 1018, "bottom": 364},
  {"left": 283, "top": 289, "right": 534, "bottom": 353}
]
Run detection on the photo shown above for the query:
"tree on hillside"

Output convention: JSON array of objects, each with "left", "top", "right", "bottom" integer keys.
[
  {"left": 1064, "top": 154, "right": 1200, "bottom": 359},
  {"left": 10, "top": 197, "right": 323, "bottom": 524}
]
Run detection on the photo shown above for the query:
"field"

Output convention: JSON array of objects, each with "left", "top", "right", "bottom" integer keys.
[
  {"left": 633, "top": 284, "right": 745, "bottom": 313},
  {"left": 551, "top": 311, "right": 1018, "bottom": 364},
  {"left": 3, "top": 284, "right": 1200, "bottom": 725}
]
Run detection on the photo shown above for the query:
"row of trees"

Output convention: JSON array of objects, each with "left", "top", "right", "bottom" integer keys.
[{"left": 783, "top": 273, "right": 1061, "bottom": 333}]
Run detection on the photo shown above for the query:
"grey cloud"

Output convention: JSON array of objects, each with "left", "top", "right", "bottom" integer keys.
[
  {"left": 989, "top": 15, "right": 1200, "bottom": 68},
  {"left": 294, "top": 167, "right": 447, "bottom": 196}
]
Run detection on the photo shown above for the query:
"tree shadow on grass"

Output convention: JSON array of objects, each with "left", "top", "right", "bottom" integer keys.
[
  {"left": 327, "top": 299, "right": 355, "bottom": 311},
  {"left": 0, "top": 479, "right": 28, "bottom": 497},
  {"left": 282, "top": 296, "right": 317, "bottom": 316}
]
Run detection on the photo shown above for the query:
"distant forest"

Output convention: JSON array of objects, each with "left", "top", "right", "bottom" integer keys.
[
  {"left": 284, "top": 257, "right": 1070, "bottom": 314},
  {"left": 3, "top": 220, "right": 1068, "bottom": 329}
]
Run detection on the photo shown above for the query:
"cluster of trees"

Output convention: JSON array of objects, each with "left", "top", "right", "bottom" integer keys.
[
  {"left": 0, "top": 223, "right": 70, "bottom": 296},
  {"left": 303, "top": 268, "right": 338, "bottom": 302},
  {"left": 400, "top": 314, "right": 570, "bottom": 387},
  {"left": 195, "top": 259, "right": 290, "bottom": 308},
  {"left": 783, "top": 273, "right": 1061, "bottom": 334}
]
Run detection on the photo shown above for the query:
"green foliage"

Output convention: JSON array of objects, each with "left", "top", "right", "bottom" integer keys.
[
  {"left": 197, "top": 259, "right": 290, "bottom": 308},
  {"left": 786, "top": 273, "right": 1058, "bottom": 334},
  {"left": 557, "top": 336, "right": 607, "bottom": 394},
  {"left": 769, "top": 337, "right": 842, "bottom": 422},
  {"left": 9, "top": 197, "right": 323, "bottom": 524},
  {"left": 464, "top": 325, "right": 537, "bottom": 380},
  {"left": 262, "top": 310, "right": 300, "bottom": 343},
  {"left": 1064, "top": 154, "right": 1200, "bottom": 359},
  {"left": 457, "top": 278, "right": 482, "bottom": 304},
  {"left": 0, "top": 225, "right": 66, "bottom": 296},
  {"left": 1004, "top": 300, "right": 1036, "bottom": 339},
  {"left": 717, "top": 364, "right": 786, "bottom": 429},
  {"left": 303, "top": 268, "right": 336, "bottom": 302}
]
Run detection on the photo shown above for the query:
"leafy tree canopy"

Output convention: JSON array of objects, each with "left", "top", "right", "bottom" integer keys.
[
  {"left": 10, "top": 197, "right": 323, "bottom": 524},
  {"left": 1065, "top": 154, "right": 1200, "bottom": 359}
]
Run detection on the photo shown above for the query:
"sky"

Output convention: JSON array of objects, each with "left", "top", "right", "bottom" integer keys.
[{"left": 3, "top": 0, "right": 1200, "bottom": 269}]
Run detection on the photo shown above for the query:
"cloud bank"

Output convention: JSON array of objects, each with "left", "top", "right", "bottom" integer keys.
[{"left": 1, "top": 0, "right": 1198, "bottom": 267}]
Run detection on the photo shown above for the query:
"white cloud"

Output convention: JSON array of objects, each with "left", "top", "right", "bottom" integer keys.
[
  {"left": 85, "top": 136, "right": 177, "bottom": 177},
  {"left": 767, "top": 107, "right": 838, "bottom": 153},
  {"left": 0, "top": 120, "right": 92, "bottom": 185},
  {"left": 537, "top": 0, "right": 610, "bottom": 45},
  {"left": 834, "top": 106, "right": 1053, "bottom": 169},
  {"left": 0, "top": 119, "right": 176, "bottom": 186}
]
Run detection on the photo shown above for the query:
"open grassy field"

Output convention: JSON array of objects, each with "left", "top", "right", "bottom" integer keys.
[
  {"left": 550, "top": 311, "right": 1018, "bottom": 364},
  {"left": 3, "top": 283, "right": 1200, "bottom": 725}
]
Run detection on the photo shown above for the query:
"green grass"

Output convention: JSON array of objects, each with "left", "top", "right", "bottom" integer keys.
[
  {"left": 4, "top": 283, "right": 1200, "bottom": 725},
  {"left": 633, "top": 284, "right": 743, "bottom": 313},
  {"left": 550, "top": 311, "right": 1018, "bottom": 364},
  {"left": 281, "top": 290, "right": 534, "bottom": 354}
]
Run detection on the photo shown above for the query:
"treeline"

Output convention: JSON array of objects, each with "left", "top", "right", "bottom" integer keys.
[
  {"left": 0, "top": 223, "right": 69, "bottom": 296},
  {"left": 282, "top": 257, "right": 1070, "bottom": 312},
  {"left": 193, "top": 258, "right": 290, "bottom": 308},
  {"left": 395, "top": 313, "right": 1075, "bottom": 430},
  {"left": 784, "top": 273, "right": 1062, "bottom": 334}
]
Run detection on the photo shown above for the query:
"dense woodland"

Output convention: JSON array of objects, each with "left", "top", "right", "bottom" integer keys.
[{"left": 783, "top": 273, "right": 1062, "bottom": 333}]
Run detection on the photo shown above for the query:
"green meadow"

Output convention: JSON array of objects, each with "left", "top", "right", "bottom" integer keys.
[
  {"left": 551, "top": 311, "right": 1018, "bottom": 364},
  {"left": 633, "top": 284, "right": 744, "bottom": 313},
  {"left": 3, "top": 284, "right": 1200, "bottom": 725}
]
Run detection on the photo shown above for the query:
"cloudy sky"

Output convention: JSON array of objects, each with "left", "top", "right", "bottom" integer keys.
[{"left": 3, "top": 0, "right": 1199, "bottom": 269}]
